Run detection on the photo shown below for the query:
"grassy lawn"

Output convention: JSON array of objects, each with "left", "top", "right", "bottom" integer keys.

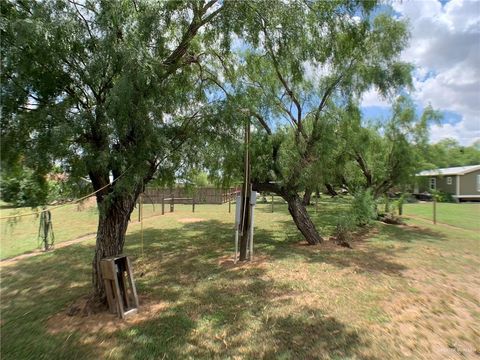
[
  {"left": 1, "top": 201, "right": 479, "bottom": 359},
  {"left": 403, "top": 202, "right": 480, "bottom": 231},
  {"left": 0, "top": 202, "right": 100, "bottom": 260},
  {"left": 0, "top": 199, "right": 161, "bottom": 260}
]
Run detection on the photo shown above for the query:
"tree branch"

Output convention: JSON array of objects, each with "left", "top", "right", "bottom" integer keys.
[{"left": 162, "top": 1, "right": 223, "bottom": 75}]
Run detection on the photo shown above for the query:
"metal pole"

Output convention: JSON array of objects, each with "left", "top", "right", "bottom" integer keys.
[
  {"left": 141, "top": 207, "right": 144, "bottom": 257},
  {"left": 161, "top": 197, "right": 165, "bottom": 215},
  {"left": 229, "top": 197, "right": 231, "bottom": 213},
  {"left": 192, "top": 197, "right": 195, "bottom": 213},
  {"left": 138, "top": 194, "right": 142, "bottom": 222},
  {"left": 234, "top": 229, "right": 238, "bottom": 264},
  {"left": 433, "top": 197, "right": 437, "bottom": 224},
  {"left": 271, "top": 194, "right": 274, "bottom": 213},
  {"left": 249, "top": 204, "right": 254, "bottom": 261},
  {"left": 239, "top": 119, "right": 251, "bottom": 261},
  {"left": 315, "top": 195, "right": 318, "bottom": 213}
]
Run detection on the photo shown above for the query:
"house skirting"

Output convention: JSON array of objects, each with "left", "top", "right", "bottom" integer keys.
[{"left": 453, "top": 195, "right": 480, "bottom": 202}]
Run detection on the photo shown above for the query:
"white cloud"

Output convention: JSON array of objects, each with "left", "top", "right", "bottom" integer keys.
[
  {"left": 429, "top": 121, "right": 480, "bottom": 145},
  {"left": 365, "top": 0, "right": 480, "bottom": 146},
  {"left": 361, "top": 87, "right": 392, "bottom": 108}
]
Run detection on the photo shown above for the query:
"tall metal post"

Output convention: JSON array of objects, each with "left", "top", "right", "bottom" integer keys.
[
  {"left": 138, "top": 194, "right": 143, "bottom": 222},
  {"left": 239, "top": 120, "right": 251, "bottom": 261},
  {"left": 249, "top": 198, "right": 255, "bottom": 261}
]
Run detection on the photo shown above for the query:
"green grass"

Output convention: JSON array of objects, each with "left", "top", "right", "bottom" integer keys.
[
  {"left": 1, "top": 201, "right": 479, "bottom": 359},
  {"left": 0, "top": 200, "right": 163, "bottom": 260},
  {"left": 0, "top": 203, "right": 99, "bottom": 259},
  {"left": 403, "top": 202, "right": 480, "bottom": 231}
]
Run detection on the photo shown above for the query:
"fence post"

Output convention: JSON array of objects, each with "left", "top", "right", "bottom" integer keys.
[
  {"left": 162, "top": 197, "right": 165, "bottom": 215},
  {"left": 229, "top": 197, "right": 231, "bottom": 213},
  {"left": 170, "top": 195, "right": 174, "bottom": 213},
  {"left": 192, "top": 197, "right": 195, "bottom": 213},
  {"left": 271, "top": 194, "right": 274, "bottom": 213},
  {"left": 315, "top": 195, "right": 318, "bottom": 213},
  {"left": 138, "top": 196, "right": 141, "bottom": 222},
  {"left": 433, "top": 197, "right": 436, "bottom": 224}
]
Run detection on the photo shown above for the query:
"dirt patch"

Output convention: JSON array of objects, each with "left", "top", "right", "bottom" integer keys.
[
  {"left": 379, "top": 268, "right": 480, "bottom": 359},
  {"left": 47, "top": 295, "right": 170, "bottom": 336},
  {"left": 0, "top": 233, "right": 96, "bottom": 267},
  {"left": 177, "top": 217, "right": 206, "bottom": 223},
  {"left": 76, "top": 197, "right": 96, "bottom": 211}
]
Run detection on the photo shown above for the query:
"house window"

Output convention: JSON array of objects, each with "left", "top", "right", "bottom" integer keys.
[
  {"left": 429, "top": 177, "right": 436, "bottom": 191},
  {"left": 447, "top": 177, "right": 452, "bottom": 185},
  {"left": 477, "top": 175, "right": 480, "bottom": 192}
]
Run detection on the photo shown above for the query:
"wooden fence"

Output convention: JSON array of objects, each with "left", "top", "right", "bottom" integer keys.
[{"left": 141, "top": 187, "right": 241, "bottom": 205}]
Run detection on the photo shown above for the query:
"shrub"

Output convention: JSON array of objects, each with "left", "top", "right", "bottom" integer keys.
[
  {"left": 431, "top": 190, "right": 455, "bottom": 203},
  {"left": 334, "top": 215, "right": 355, "bottom": 243},
  {"left": 0, "top": 168, "right": 48, "bottom": 207},
  {"left": 351, "top": 189, "right": 376, "bottom": 226},
  {"left": 395, "top": 193, "right": 409, "bottom": 215}
]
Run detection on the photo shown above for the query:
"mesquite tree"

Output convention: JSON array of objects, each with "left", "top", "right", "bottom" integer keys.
[
  {"left": 1, "top": 0, "right": 237, "bottom": 304},
  {"left": 204, "top": 1, "right": 412, "bottom": 245},
  {"left": 337, "top": 96, "right": 441, "bottom": 198}
]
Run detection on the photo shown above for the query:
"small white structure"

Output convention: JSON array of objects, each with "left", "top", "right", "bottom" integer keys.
[{"left": 234, "top": 191, "right": 257, "bottom": 263}]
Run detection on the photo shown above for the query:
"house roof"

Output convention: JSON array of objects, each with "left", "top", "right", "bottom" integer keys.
[{"left": 417, "top": 165, "right": 480, "bottom": 176}]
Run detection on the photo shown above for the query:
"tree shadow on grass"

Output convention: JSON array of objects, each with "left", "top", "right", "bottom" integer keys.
[
  {"left": 5, "top": 213, "right": 448, "bottom": 359},
  {"left": 1, "top": 244, "right": 97, "bottom": 359},
  {"left": 375, "top": 223, "right": 447, "bottom": 243},
  {"left": 112, "top": 231, "right": 375, "bottom": 358},
  {"left": 2, "top": 217, "right": 378, "bottom": 359}
]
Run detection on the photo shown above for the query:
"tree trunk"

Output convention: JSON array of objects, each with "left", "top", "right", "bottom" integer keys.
[
  {"left": 284, "top": 192, "right": 323, "bottom": 245},
  {"left": 325, "top": 183, "right": 338, "bottom": 197},
  {"left": 302, "top": 187, "right": 312, "bottom": 206},
  {"left": 91, "top": 196, "right": 137, "bottom": 305}
]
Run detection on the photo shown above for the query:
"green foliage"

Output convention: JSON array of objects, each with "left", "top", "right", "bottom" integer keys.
[
  {"left": 431, "top": 190, "right": 455, "bottom": 203},
  {"left": 419, "top": 138, "right": 480, "bottom": 169},
  {"left": 351, "top": 189, "right": 377, "bottom": 226},
  {"left": 334, "top": 215, "right": 355, "bottom": 242},
  {"left": 395, "top": 193, "right": 408, "bottom": 215},
  {"left": 207, "top": 1, "right": 413, "bottom": 205},
  {"left": 46, "top": 177, "right": 92, "bottom": 203},
  {"left": 338, "top": 96, "right": 441, "bottom": 198},
  {"left": 0, "top": 166, "right": 48, "bottom": 207},
  {"left": 1, "top": 0, "right": 241, "bottom": 217}
]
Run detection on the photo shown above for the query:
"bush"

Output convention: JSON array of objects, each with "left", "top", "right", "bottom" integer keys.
[
  {"left": 351, "top": 189, "right": 376, "bottom": 226},
  {"left": 0, "top": 169, "right": 48, "bottom": 207},
  {"left": 395, "top": 193, "right": 409, "bottom": 215},
  {"left": 431, "top": 190, "right": 455, "bottom": 203},
  {"left": 334, "top": 215, "right": 355, "bottom": 243}
]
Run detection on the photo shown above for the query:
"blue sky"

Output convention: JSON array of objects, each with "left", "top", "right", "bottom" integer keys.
[{"left": 361, "top": 0, "right": 480, "bottom": 146}]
